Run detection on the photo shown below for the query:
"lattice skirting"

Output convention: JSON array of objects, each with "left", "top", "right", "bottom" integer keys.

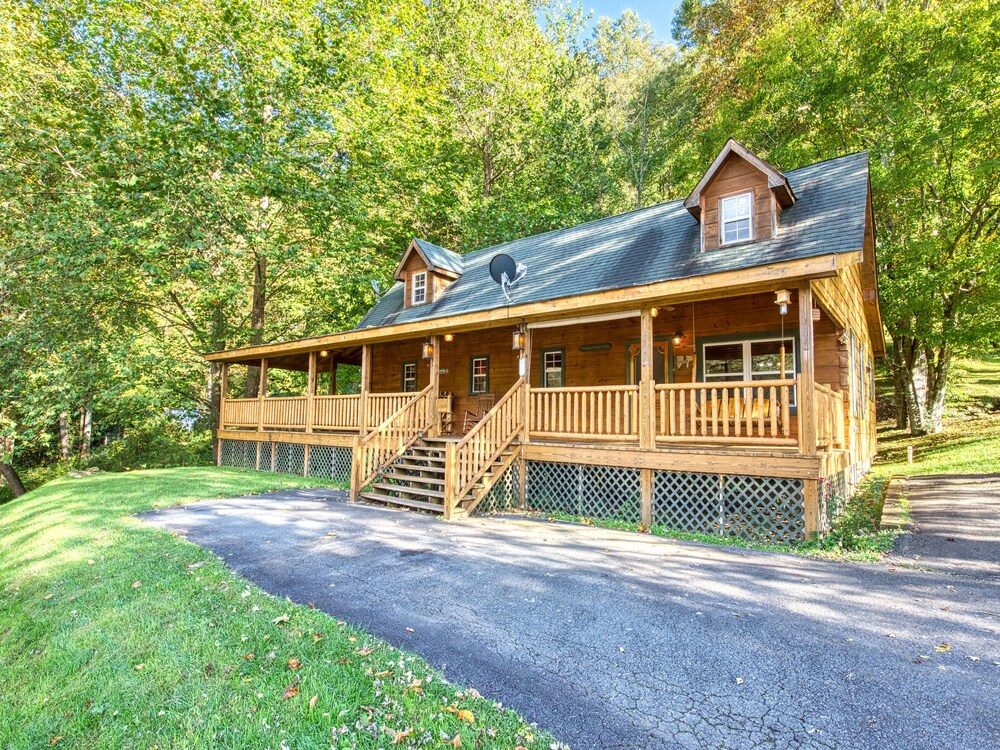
[
  {"left": 523, "top": 461, "right": 642, "bottom": 523},
  {"left": 218, "top": 439, "right": 351, "bottom": 484},
  {"left": 517, "top": 460, "right": 804, "bottom": 543},
  {"left": 475, "top": 463, "right": 521, "bottom": 514}
]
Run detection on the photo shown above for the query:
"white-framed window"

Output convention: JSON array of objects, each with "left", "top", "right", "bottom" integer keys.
[
  {"left": 720, "top": 192, "right": 753, "bottom": 245},
  {"left": 703, "top": 337, "right": 796, "bottom": 404},
  {"left": 470, "top": 356, "right": 489, "bottom": 394},
  {"left": 541, "top": 349, "right": 564, "bottom": 388},
  {"left": 411, "top": 271, "right": 427, "bottom": 305},
  {"left": 401, "top": 361, "right": 417, "bottom": 393}
]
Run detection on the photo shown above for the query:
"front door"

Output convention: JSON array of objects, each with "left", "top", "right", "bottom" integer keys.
[{"left": 627, "top": 342, "right": 667, "bottom": 385}]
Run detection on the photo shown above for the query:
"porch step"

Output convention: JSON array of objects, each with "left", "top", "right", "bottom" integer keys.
[
  {"left": 372, "top": 482, "right": 445, "bottom": 499},
  {"left": 358, "top": 491, "right": 444, "bottom": 513},
  {"left": 382, "top": 471, "right": 445, "bottom": 486},
  {"left": 394, "top": 461, "right": 445, "bottom": 473}
]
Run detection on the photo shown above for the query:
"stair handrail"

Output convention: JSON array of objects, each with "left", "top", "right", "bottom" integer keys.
[
  {"left": 355, "top": 385, "right": 433, "bottom": 492},
  {"left": 449, "top": 378, "right": 524, "bottom": 506}
]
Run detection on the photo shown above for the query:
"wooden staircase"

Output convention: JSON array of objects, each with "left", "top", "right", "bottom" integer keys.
[{"left": 358, "top": 436, "right": 518, "bottom": 517}]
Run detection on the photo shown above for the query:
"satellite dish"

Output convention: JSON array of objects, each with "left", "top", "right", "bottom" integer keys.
[
  {"left": 489, "top": 253, "right": 527, "bottom": 303},
  {"left": 489, "top": 254, "right": 517, "bottom": 284}
]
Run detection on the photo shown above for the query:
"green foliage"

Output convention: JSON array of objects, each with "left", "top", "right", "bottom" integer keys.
[
  {"left": 0, "top": 468, "right": 552, "bottom": 748},
  {"left": 83, "top": 422, "right": 213, "bottom": 473}
]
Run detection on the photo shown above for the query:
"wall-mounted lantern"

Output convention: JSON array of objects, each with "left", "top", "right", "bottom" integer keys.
[
  {"left": 672, "top": 329, "right": 684, "bottom": 346},
  {"left": 512, "top": 327, "right": 526, "bottom": 351},
  {"left": 774, "top": 289, "right": 791, "bottom": 316},
  {"left": 422, "top": 339, "right": 434, "bottom": 360}
]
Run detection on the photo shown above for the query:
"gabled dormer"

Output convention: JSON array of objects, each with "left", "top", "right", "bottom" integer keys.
[
  {"left": 684, "top": 139, "right": 796, "bottom": 252},
  {"left": 394, "top": 238, "right": 463, "bottom": 309}
]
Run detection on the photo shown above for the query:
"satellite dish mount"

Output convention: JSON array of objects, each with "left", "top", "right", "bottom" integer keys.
[{"left": 489, "top": 253, "right": 527, "bottom": 303}]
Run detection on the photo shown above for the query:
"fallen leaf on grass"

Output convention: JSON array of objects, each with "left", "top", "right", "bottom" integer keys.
[
  {"left": 133, "top": 663, "right": 144, "bottom": 671},
  {"left": 242, "top": 654, "right": 255, "bottom": 661},
  {"left": 49, "top": 737, "right": 63, "bottom": 745},
  {"left": 281, "top": 678, "right": 300, "bottom": 700},
  {"left": 356, "top": 648, "right": 373, "bottom": 657},
  {"left": 131, "top": 581, "right": 141, "bottom": 588},
  {"left": 308, "top": 602, "right": 315, "bottom": 609},
  {"left": 935, "top": 643, "right": 952, "bottom": 652},
  {"left": 311, "top": 633, "right": 324, "bottom": 642},
  {"left": 288, "top": 658, "right": 301, "bottom": 670},
  {"left": 406, "top": 680, "right": 423, "bottom": 694},
  {"left": 456, "top": 709, "right": 474, "bottom": 724},
  {"left": 309, "top": 694, "right": 318, "bottom": 710},
  {"left": 187, "top": 561, "right": 204, "bottom": 569},
  {"left": 44, "top": 594, "right": 54, "bottom": 600},
  {"left": 391, "top": 729, "right": 412, "bottom": 744},
  {"left": 87, "top": 560, "right": 95, "bottom": 565},
  {"left": 450, "top": 734, "right": 462, "bottom": 748},
  {"left": 374, "top": 670, "right": 392, "bottom": 678},
  {"left": 273, "top": 614, "right": 290, "bottom": 625}
]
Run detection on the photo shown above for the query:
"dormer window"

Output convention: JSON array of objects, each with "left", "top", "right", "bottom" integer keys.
[
  {"left": 411, "top": 271, "right": 427, "bottom": 305},
  {"left": 720, "top": 192, "right": 753, "bottom": 245}
]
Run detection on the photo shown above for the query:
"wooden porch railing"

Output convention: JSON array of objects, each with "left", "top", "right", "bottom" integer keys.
[
  {"left": 312, "top": 394, "right": 361, "bottom": 430},
  {"left": 262, "top": 396, "right": 308, "bottom": 430},
  {"left": 366, "top": 392, "right": 416, "bottom": 428},
  {"left": 447, "top": 379, "right": 524, "bottom": 513},
  {"left": 352, "top": 385, "right": 433, "bottom": 495},
  {"left": 221, "top": 398, "right": 259, "bottom": 428},
  {"left": 654, "top": 378, "right": 797, "bottom": 446},
  {"left": 814, "top": 383, "right": 846, "bottom": 448},
  {"left": 527, "top": 385, "right": 639, "bottom": 441}
]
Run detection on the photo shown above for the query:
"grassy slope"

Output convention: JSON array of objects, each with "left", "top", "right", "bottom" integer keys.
[
  {"left": 0, "top": 468, "right": 549, "bottom": 749},
  {"left": 873, "top": 354, "right": 1000, "bottom": 477}
]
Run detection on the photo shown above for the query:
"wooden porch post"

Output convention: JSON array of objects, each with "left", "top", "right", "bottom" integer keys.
[
  {"left": 639, "top": 308, "right": 654, "bottom": 527},
  {"left": 798, "top": 282, "right": 820, "bottom": 537},
  {"left": 304, "top": 352, "right": 317, "bottom": 476},
  {"left": 216, "top": 363, "right": 229, "bottom": 466},
  {"left": 519, "top": 327, "right": 533, "bottom": 506},
  {"left": 329, "top": 361, "right": 338, "bottom": 394},
  {"left": 359, "top": 344, "right": 371, "bottom": 434},
  {"left": 427, "top": 335, "right": 441, "bottom": 436},
  {"left": 256, "top": 358, "right": 268, "bottom": 433}
]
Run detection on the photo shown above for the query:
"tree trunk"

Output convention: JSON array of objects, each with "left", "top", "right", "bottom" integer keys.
[
  {"left": 891, "top": 333, "right": 952, "bottom": 436},
  {"left": 79, "top": 404, "right": 93, "bottom": 456},
  {"left": 924, "top": 344, "right": 950, "bottom": 434},
  {"left": 0, "top": 461, "right": 26, "bottom": 499},
  {"left": 59, "top": 411, "right": 71, "bottom": 460},
  {"left": 244, "top": 254, "right": 267, "bottom": 398}
]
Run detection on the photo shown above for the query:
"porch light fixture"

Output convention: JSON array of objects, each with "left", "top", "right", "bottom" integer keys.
[
  {"left": 672, "top": 329, "right": 683, "bottom": 346},
  {"left": 421, "top": 338, "right": 434, "bottom": 360},
  {"left": 512, "top": 327, "right": 526, "bottom": 351},
  {"left": 319, "top": 350, "right": 329, "bottom": 358},
  {"left": 444, "top": 333, "right": 454, "bottom": 343},
  {"left": 774, "top": 289, "right": 792, "bottom": 316},
  {"left": 650, "top": 307, "right": 659, "bottom": 317}
]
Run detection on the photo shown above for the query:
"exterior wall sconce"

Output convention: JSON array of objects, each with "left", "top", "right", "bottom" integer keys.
[
  {"left": 444, "top": 333, "right": 454, "bottom": 342},
  {"left": 422, "top": 339, "right": 434, "bottom": 360},
  {"left": 650, "top": 307, "right": 659, "bottom": 317},
  {"left": 672, "top": 329, "right": 683, "bottom": 346},
  {"left": 512, "top": 327, "right": 526, "bottom": 351},
  {"left": 775, "top": 289, "right": 791, "bottom": 316}
]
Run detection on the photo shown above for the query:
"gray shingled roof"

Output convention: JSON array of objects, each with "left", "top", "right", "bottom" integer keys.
[
  {"left": 413, "top": 238, "right": 464, "bottom": 275},
  {"left": 358, "top": 152, "right": 869, "bottom": 330}
]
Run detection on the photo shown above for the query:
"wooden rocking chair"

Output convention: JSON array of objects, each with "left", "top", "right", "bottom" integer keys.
[{"left": 463, "top": 393, "right": 495, "bottom": 432}]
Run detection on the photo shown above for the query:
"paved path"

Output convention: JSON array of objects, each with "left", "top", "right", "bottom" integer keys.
[
  {"left": 144, "top": 489, "right": 1000, "bottom": 750},
  {"left": 890, "top": 474, "right": 1000, "bottom": 580}
]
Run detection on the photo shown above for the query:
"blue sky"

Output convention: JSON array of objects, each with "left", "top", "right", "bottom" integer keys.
[{"left": 584, "top": 1, "right": 683, "bottom": 42}]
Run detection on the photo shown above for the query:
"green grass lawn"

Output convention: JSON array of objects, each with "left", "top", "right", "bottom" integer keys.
[{"left": 0, "top": 468, "right": 550, "bottom": 749}]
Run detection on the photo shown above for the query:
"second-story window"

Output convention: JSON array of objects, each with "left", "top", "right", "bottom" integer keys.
[
  {"left": 412, "top": 271, "right": 427, "bottom": 305},
  {"left": 720, "top": 192, "right": 753, "bottom": 245}
]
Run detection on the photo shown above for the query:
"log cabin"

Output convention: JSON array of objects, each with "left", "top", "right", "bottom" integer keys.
[{"left": 206, "top": 140, "right": 883, "bottom": 542}]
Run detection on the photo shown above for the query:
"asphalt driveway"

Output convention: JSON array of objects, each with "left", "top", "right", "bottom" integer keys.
[{"left": 144, "top": 488, "right": 1000, "bottom": 750}]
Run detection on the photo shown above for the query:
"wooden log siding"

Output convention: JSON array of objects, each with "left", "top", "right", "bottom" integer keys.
[
  {"left": 366, "top": 392, "right": 415, "bottom": 428},
  {"left": 814, "top": 383, "right": 846, "bottom": 448},
  {"left": 355, "top": 385, "right": 433, "bottom": 492},
  {"left": 451, "top": 379, "right": 524, "bottom": 505},
  {"left": 312, "top": 394, "right": 362, "bottom": 430},
  {"left": 262, "top": 396, "right": 308, "bottom": 430},
  {"left": 528, "top": 385, "right": 640, "bottom": 441},
  {"left": 654, "top": 378, "right": 797, "bottom": 446},
  {"left": 221, "top": 398, "right": 260, "bottom": 428}
]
